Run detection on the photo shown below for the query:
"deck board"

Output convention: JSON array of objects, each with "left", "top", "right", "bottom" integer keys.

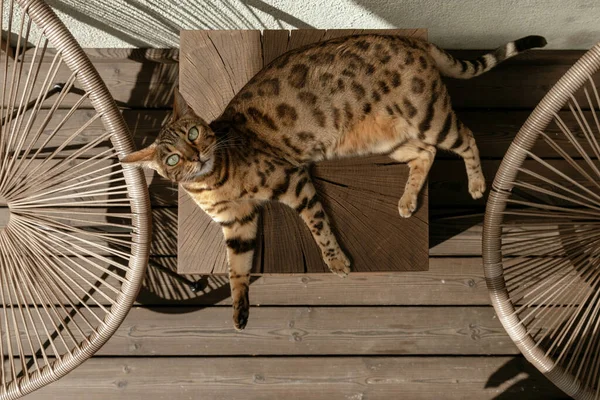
[
  {"left": 5, "top": 47, "right": 590, "bottom": 110},
  {"left": 2, "top": 257, "right": 489, "bottom": 306},
  {"left": 141, "top": 257, "right": 490, "bottom": 306},
  {"left": 3, "top": 306, "right": 518, "bottom": 356},
  {"left": 27, "top": 356, "right": 568, "bottom": 400},
  {"left": 6, "top": 255, "right": 587, "bottom": 307}
]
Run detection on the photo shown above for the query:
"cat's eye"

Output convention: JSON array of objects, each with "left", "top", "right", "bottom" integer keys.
[
  {"left": 166, "top": 154, "right": 180, "bottom": 166},
  {"left": 188, "top": 126, "right": 199, "bottom": 141}
]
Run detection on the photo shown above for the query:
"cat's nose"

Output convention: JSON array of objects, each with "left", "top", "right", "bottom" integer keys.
[{"left": 191, "top": 153, "right": 200, "bottom": 162}]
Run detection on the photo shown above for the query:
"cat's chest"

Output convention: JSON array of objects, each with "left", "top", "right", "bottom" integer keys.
[
  {"left": 183, "top": 182, "right": 241, "bottom": 206},
  {"left": 182, "top": 176, "right": 256, "bottom": 213},
  {"left": 183, "top": 183, "right": 263, "bottom": 225},
  {"left": 182, "top": 160, "right": 294, "bottom": 217}
]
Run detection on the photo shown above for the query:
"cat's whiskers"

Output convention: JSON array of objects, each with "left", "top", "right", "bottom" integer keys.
[{"left": 203, "top": 137, "right": 245, "bottom": 155}]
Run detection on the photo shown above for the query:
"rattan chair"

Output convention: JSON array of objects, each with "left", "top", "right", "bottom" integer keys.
[
  {"left": 483, "top": 42, "right": 600, "bottom": 398},
  {"left": 0, "top": 0, "right": 151, "bottom": 398}
]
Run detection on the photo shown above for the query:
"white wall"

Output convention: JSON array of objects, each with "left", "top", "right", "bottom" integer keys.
[{"left": 35, "top": 0, "right": 600, "bottom": 49}]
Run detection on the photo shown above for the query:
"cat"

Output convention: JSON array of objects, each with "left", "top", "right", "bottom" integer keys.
[{"left": 122, "top": 33, "right": 547, "bottom": 330}]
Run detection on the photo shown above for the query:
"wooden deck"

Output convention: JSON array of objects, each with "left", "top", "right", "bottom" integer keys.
[{"left": 24, "top": 45, "right": 583, "bottom": 399}]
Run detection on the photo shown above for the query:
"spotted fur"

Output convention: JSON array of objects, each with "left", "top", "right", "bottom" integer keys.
[{"left": 122, "top": 34, "right": 546, "bottom": 330}]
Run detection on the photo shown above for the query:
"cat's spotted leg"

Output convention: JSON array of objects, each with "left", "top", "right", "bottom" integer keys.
[
  {"left": 389, "top": 140, "right": 436, "bottom": 218},
  {"left": 276, "top": 169, "right": 350, "bottom": 277},
  {"left": 436, "top": 115, "right": 486, "bottom": 199},
  {"left": 215, "top": 201, "right": 260, "bottom": 331}
]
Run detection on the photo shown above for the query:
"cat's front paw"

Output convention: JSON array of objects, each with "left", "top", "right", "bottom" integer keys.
[
  {"left": 232, "top": 289, "right": 249, "bottom": 331},
  {"left": 469, "top": 175, "right": 486, "bottom": 200},
  {"left": 326, "top": 252, "right": 351, "bottom": 278},
  {"left": 398, "top": 193, "right": 417, "bottom": 218}
]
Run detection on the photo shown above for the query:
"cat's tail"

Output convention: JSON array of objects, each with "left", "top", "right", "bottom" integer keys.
[{"left": 427, "top": 35, "right": 547, "bottom": 79}]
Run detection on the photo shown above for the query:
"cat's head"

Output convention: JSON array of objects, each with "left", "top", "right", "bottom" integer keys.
[{"left": 121, "top": 88, "right": 217, "bottom": 183}]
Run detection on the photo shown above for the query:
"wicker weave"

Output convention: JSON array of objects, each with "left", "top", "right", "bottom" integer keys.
[
  {"left": 0, "top": 0, "right": 151, "bottom": 398},
  {"left": 484, "top": 42, "right": 600, "bottom": 399}
]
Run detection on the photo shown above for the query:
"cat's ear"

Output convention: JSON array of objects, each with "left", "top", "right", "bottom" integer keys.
[
  {"left": 172, "top": 87, "right": 197, "bottom": 121},
  {"left": 121, "top": 144, "right": 158, "bottom": 170}
]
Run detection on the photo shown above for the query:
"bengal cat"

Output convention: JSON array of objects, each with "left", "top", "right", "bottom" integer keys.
[{"left": 122, "top": 34, "right": 547, "bottom": 330}]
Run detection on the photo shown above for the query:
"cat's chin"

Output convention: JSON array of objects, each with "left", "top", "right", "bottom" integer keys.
[{"left": 183, "top": 158, "right": 215, "bottom": 182}]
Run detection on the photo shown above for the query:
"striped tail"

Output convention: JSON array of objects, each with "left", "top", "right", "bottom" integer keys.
[{"left": 428, "top": 35, "right": 547, "bottom": 79}]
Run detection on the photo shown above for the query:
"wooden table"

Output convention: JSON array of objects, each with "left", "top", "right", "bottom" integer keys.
[{"left": 178, "top": 29, "right": 430, "bottom": 274}]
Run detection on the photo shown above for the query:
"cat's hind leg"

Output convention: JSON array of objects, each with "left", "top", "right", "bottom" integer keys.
[
  {"left": 436, "top": 115, "right": 486, "bottom": 199},
  {"left": 276, "top": 169, "right": 350, "bottom": 277},
  {"left": 389, "top": 140, "right": 436, "bottom": 218}
]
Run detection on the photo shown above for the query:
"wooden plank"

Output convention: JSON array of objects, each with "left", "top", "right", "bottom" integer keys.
[
  {"left": 22, "top": 109, "right": 171, "bottom": 158},
  {"left": 431, "top": 213, "right": 485, "bottom": 256},
  {"left": 446, "top": 63, "right": 600, "bottom": 110},
  {"left": 456, "top": 110, "right": 596, "bottom": 159},
  {"left": 109, "top": 306, "right": 515, "bottom": 356},
  {"left": 262, "top": 30, "right": 290, "bottom": 66},
  {"left": 82, "top": 48, "right": 179, "bottom": 63},
  {"left": 0, "top": 55, "right": 177, "bottom": 109},
  {"left": 451, "top": 49, "right": 590, "bottom": 66},
  {"left": 3, "top": 47, "right": 588, "bottom": 109},
  {"left": 430, "top": 211, "right": 596, "bottom": 257},
  {"left": 261, "top": 202, "right": 308, "bottom": 273},
  {"left": 18, "top": 48, "right": 179, "bottom": 62},
  {"left": 0, "top": 37, "right": 14, "bottom": 59},
  {"left": 429, "top": 158, "right": 600, "bottom": 208},
  {"left": 1, "top": 256, "right": 489, "bottom": 306},
  {"left": 177, "top": 192, "right": 228, "bottom": 273},
  {"left": 287, "top": 29, "right": 327, "bottom": 51},
  {"left": 144, "top": 257, "right": 488, "bottom": 306},
  {"left": 7, "top": 255, "right": 588, "bottom": 307},
  {"left": 155, "top": 256, "right": 588, "bottom": 308},
  {"left": 179, "top": 30, "right": 263, "bottom": 121},
  {"left": 178, "top": 30, "right": 263, "bottom": 274},
  {"left": 27, "top": 356, "right": 567, "bottom": 400},
  {"left": 4, "top": 307, "right": 518, "bottom": 356}
]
